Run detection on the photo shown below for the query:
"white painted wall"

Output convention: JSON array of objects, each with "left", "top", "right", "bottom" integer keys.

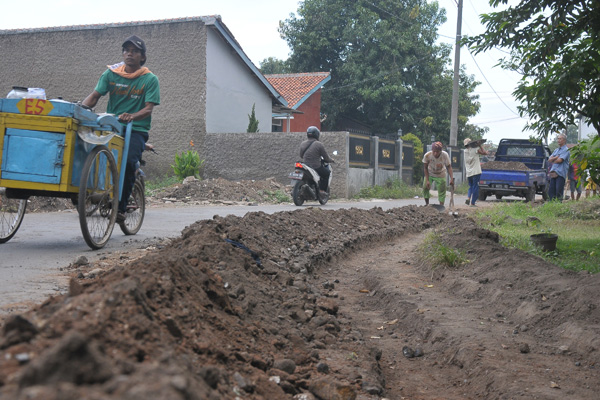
[{"left": 205, "top": 28, "right": 272, "bottom": 133}]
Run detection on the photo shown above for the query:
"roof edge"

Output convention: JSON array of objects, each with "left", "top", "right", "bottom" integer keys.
[
  {"left": 292, "top": 74, "right": 331, "bottom": 110},
  {"left": 204, "top": 18, "right": 287, "bottom": 107}
]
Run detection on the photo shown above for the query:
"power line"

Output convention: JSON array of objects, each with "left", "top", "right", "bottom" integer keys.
[
  {"left": 466, "top": 47, "right": 523, "bottom": 117},
  {"left": 470, "top": 116, "right": 523, "bottom": 125}
]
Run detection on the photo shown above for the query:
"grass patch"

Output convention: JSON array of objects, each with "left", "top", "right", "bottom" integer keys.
[
  {"left": 354, "top": 178, "right": 423, "bottom": 199},
  {"left": 452, "top": 182, "right": 469, "bottom": 195},
  {"left": 144, "top": 174, "right": 181, "bottom": 195},
  {"left": 354, "top": 178, "right": 467, "bottom": 199},
  {"left": 257, "top": 189, "right": 291, "bottom": 203},
  {"left": 475, "top": 198, "right": 600, "bottom": 273},
  {"left": 420, "top": 231, "right": 469, "bottom": 269}
]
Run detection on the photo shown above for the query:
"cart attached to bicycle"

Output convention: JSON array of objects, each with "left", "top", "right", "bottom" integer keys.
[{"left": 0, "top": 98, "right": 145, "bottom": 249}]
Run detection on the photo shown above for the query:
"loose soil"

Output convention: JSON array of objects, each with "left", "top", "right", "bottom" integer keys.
[
  {"left": 1, "top": 179, "right": 599, "bottom": 399},
  {"left": 481, "top": 161, "right": 533, "bottom": 171}
]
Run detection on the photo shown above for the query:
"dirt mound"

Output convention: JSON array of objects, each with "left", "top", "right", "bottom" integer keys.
[
  {"left": 1, "top": 205, "right": 599, "bottom": 399},
  {"left": 482, "top": 161, "right": 533, "bottom": 171},
  {"left": 0, "top": 206, "right": 441, "bottom": 399},
  {"left": 153, "top": 177, "right": 290, "bottom": 205}
]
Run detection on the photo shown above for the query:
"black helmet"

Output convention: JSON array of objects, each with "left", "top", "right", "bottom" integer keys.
[{"left": 307, "top": 126, "right": 320, "bottom": 140}]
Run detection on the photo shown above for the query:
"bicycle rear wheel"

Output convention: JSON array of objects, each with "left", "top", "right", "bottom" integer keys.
[
  {"left": 119, "top": 179, "right": 145, "bottom": 235},
  {"left": 78, "top": 146, "right": 118, "bottom": 249},
  {"left": 0, "top": 188, "right": 27, "bottom": 243}
]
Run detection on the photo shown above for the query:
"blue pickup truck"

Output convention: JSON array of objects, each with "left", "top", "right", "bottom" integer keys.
[{"left": 479, "top": 139, "right": 551, "bottom": 202}]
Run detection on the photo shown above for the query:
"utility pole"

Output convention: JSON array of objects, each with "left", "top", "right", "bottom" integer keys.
[{"left": 449, "top": 0, "right": 463, "bottom": 148}]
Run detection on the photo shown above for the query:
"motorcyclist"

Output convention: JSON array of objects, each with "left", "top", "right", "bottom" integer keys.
[{"left": 299, "top": 126, "right": 334, "bottom": 196}]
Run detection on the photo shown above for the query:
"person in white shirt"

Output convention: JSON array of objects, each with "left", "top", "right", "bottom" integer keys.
[{"left": 463, "top": 138, "right": 488, "bottom": 207}]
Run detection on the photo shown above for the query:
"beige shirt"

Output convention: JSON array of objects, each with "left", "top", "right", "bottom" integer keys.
[
  {"left": 422, "top": 151, "right": 451, "bottom": 178},
  {"left": 464, "top": 147, "right": 483, "bottom": 177}
]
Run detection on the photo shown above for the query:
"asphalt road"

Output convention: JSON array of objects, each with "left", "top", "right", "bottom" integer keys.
[{"left": 0, "top": 196, "right": 469, "bottom": 314}]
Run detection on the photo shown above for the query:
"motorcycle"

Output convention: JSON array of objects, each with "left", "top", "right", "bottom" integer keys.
[{"left": 289, "top": 152, "right": 336, "bottom": 206}]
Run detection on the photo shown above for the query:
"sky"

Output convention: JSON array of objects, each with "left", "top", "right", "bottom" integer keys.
[{"left": 0, "top": 0, "right": 530, "bottom": 145}]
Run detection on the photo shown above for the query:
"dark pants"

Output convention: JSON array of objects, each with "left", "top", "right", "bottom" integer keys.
[
  {"left": 119, "top": 130, "right": 148, "bottom": 213},
  {"left": 315, "top": 165, "right": 330, "bottom": 191},
  {"left": 467, "top": 174, "right": 481, "bottom": 205},
  {"left": 548, "top": 176, "right": 566, "bottom": 202}
]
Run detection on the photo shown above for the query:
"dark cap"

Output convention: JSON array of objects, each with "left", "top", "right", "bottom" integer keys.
[{"left": 122, "top": 35, "right": 146, "bottom": 53}]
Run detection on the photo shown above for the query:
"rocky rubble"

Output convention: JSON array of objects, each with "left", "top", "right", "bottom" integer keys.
[{"left": 0, "top": 206, "right": 443, "bottom": 399}]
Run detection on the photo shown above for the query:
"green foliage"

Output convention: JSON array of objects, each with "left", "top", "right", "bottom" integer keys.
[
  {"left": 247, "top": 103, "right": 259, "bottom": 133},
  {"left": 171, "top": 150, "right": 204, "bottom": 181},
  {"left": 260, "top": 57, "right": 292, "bottom": 74},
  {"left": 475, "top": 199, "right": 600, "bottom": 273},
  {"left": 401, "top": 133, "right": 424, "bottom": 184},
  {"left": 464, "top": 0, "right": 600, "bottom": 139},
  {"left": 257, "top": 189, "right": 291, "bottom": 203},
  {"left": 452, "top": 182, "right": 469, "bottom": 196},
  {"left": 354, "top": 178, "right": 422, "bottom": 199},
  {"left": 571, "top": 136, "right": 600, "bottom": 185},
  {"left": 145, "top": 174, "right": 180, "bottom": 192},
  {"left": 144, "top": 174, "right": 180, "bottom": 197},
  {"left": 420, "top": 231, "right": 469, "bottom": 269},
  {"left": 279, "top": 0, "right": 484, "bottom": 145}
]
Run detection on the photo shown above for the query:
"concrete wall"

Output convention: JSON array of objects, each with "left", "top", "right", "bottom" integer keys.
[
  {"left": 200, "top": 130, "right": 416, "bottom": 199},
  {"left": 201, "top": 131, "right": 349, "bottom": 198},
  {"left": 347, "top": 168, "right": 374, "bottom": 198},
  {"left": 0, "top": 20, "right": 209, "bottom": 179},
  {"left": 205, "top": 28, "right": 272, "bottom": 134},
  {"left": 346, "top": 167, "right": 406, "bottom": 198}
]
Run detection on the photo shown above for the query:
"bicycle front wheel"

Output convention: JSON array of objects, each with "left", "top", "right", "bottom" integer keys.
[
  {"left": 78, "top": 146, "right": 118, "bottom": 249},
  {"left": 0, "top": 188, "right": 27, "bottom": 243}
]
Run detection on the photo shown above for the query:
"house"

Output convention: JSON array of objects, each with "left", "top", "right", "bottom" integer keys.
[
  {"left": 265, "top": 72, "right": 330, "bottom": 132},
  {"left": 0, "top": 16, "right": 287, "bottom": 176}
]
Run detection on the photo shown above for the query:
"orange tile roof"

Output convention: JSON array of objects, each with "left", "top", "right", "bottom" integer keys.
[{"left": 265, "top": 72, "right": 330, "bottom": 108}]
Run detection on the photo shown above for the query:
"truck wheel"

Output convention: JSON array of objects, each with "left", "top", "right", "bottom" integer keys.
[
  {"left": 524, "top": 186, "right": 535, "bottom": 202},
  {"left": 478, "top": 190, "right": 488, "bottom": 201},
  {"left": 495, "top": 194, "right": 503, "bottom": 200}
]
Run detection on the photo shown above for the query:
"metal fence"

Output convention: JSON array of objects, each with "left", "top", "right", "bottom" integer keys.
[
  {"left": 349, "top": 134, "right": 373, "bottom": 167},
  {"left": 348, "top": 132, "right": 414, "bottom": 173},
  {"left": 378, "top": 139, "right": 397, "bottom": 169}
]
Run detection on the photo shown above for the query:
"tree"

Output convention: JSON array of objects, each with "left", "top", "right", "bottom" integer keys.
[
  {"left": 400, "top": 132, "right": 424, "bottom": 184},
  {"left": 279, "top": 0, "right": 483, "bottom": 146},
  {"left": 464, "top": 0, "right": 600, "bottom": 139},
  {"left": 247, "top": 103, "right": 259, "bottom": 133},
  {"left": 572, "top": 136, "right": 600, "bottom": 187},
  {"left": 259, "top": 57, "right": 292, "bottom": 75}
]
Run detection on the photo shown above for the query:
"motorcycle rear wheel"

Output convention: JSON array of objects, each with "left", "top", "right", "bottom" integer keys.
[
  {"left": 318, "top": 187, "right": 329, "bottom": 205},
  {"left": 292, "top": 181, "right": 304, "bottom": 206}
]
